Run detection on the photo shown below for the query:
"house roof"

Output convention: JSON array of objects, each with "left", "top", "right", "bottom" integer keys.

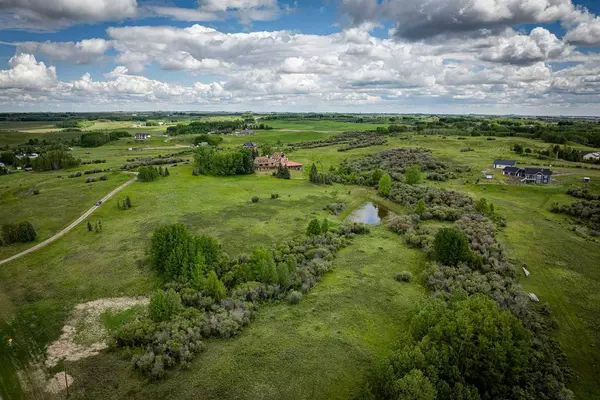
[
  {"left": 523, "top": 167, "right": 552, "bottom": 176},
  {"left": 494, "top": 160, "right": 517, "bottom": 166},
  {"left": 286, "top": 161, "right": 303, "bottom": 167},
  {"left": 243, "top": 142, "right": 256, "bottom": 147},
  {"left": 254, "top": 156, "right": 269, "bottom": 162},
  {"left": 503, "top": 166, "right": 521, "bottom": 173}
]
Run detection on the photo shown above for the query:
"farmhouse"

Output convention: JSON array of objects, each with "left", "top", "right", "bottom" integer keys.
[
  {"left": 493, "top": 160, "right": 517, "bottom": 169},
  {"left": 135, "top": 133, "right": 151, "bottom": 140},
  {"left": 502, "top": 166, "right": 553, "bottom": 184},
  {"left": 254, "top": 153, "right": 303, "bottom": 171},
  {"left": 583, "top": 152, "right": 600, "bottom": 161},
  {"left": 522, "top": 168, "right": 553, "bottom": 184}
]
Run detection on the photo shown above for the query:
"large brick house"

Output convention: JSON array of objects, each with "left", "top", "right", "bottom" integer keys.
[{"left": 254, "top": 152, "right": 303, "bottom": 171}]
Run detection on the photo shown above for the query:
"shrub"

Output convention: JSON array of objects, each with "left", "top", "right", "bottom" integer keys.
[
  {"left": 324, "top": 202, "right": 346, "bottom": 215},
  {"left": 378, "top": 172, "right": 392, "bottom": 197},
  {"left": 251, "top": 196, "right": 260, "bottom": 203},
  {"left": 138, "top": 166, "right": 159, "bottom": 182},
  {"left": 33, "top": 189, "right": 40, "bottom": 195},
  {"left": 287, "top": 290, "right": 303, "bottom": 305},
  {"left": 99, "top": 175, "right": 108, "bottom": 181},
  {"left": 387, "top": 215, "right": 416, "bottom": 234},
  {"left": 270, "top": 194, "right": 279, "bottom": 199},
  {"left": 404, "top": 165, "right": 422, "bottom": 184},
  {"left": 395, "top": 271, "right": 413, "bottom": 282}
]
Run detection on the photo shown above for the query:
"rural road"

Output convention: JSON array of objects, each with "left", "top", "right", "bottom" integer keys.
[{"left": 0, "top": 176, "right": 137, "bottom": 266}]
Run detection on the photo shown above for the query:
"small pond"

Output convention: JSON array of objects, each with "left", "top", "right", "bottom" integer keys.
[{"left": 346, "top": 202, "right": 390, "bottom": 225}]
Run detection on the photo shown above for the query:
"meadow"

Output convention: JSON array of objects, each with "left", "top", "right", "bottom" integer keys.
[{"left": 0, "top": 118, "right": 599, "bottom": 399}]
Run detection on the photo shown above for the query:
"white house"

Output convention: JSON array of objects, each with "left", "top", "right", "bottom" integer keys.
[{"left": 583, "top": 152, "right": 600, "bottom": 161}]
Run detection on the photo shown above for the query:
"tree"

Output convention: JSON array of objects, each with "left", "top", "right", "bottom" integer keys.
[
  {"left": 150, "top": 224, "right": 206, "bottom": 285},
  {"left": 149, "top": 289, "right": 182, "bottom": 322},
  {"left": 371, "top": 169, "right": 384, "bottom": 187},
  {"left": 433, "top": 228, "right": 472, "bottom": 266},
  {"left": 309, "top": 163, "right": 320, "bottom": 184},
  {"left": 321, "top": 218, "right": 329, "bottom": 234},
  {"left": 87, "top": 221, "right": 93, "bottom": 232},
  {"left": 125, "top": 195, "right": 132, "bottom": 209},
  {"left": 138, "top": 166, "right": 159, "bottom": 182},
  {"left": 164, "top": 167, "right": 170, "bottom": 176},
  {"left": 405, "top": 166, "right": 422, "bottom": 185},
  {"left": 250, "top": 247, "right": 277, "bottom": 283},
  {"left": 260, "top": 143, "right": 273, "bottom": 156},
  {"left": 393, "top": 370, "right": 437, "bottom": 400},
  {"left": 275, "top": 163, "right": 291, "bottom": 179},
  {"left": 2, "top": 222, "right": 37, "bottom": 244},
  {"left": 307, "top": 219, "right": 322, "bottom": 236},
  {"left": 378, "top": 172, "right": 392, "bottom": 197},
  {"left": 205, "top": 270, "right": 226, "bottom": 301},
  {"left": 276, "top": 263, "right": 291, "bottom": 289},
  {"left": 513, "top": 143, "right": 524, "bottom": 154},
  {"left": 415, "top": 199, "right": 427, "bottom": 215}
]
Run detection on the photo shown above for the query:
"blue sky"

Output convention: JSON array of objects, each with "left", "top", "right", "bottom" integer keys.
[{"left": 1, "top": 0, "right": 600, "bottom": 115}]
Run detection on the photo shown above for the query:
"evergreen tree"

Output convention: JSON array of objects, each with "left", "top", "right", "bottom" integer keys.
[
  {"left": 164, "top": 167, "right": 170, "bottom": 176},
  {"left": 275, "top": 163, "right": 291, "bottom": 179},
  {"left": 205, "top": 270, "right": 226, "bottom": 301},
  {"left": 309, "top": 163, "right": 319, "bottom": 183},
  {"left": 307, "top": 219, "right": 322, "bottom": 236},
  {"left": 158, "top": 165, "right": 164, "bottom": 176},
  {"left": 415, "top": 199, "right": 427, "bottom": 215},
  {"left": 125, "top": 195, "right": 132, "bottom": 209},
  {"left": 87, "top": 221, "right": 93, "bottom": 232}
]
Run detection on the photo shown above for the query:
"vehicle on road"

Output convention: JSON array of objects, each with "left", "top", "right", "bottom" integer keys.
[{"left": 95, "top": 201, "right": 102, "bottom": 206}]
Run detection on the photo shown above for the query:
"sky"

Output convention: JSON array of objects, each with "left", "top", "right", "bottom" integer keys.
[{"left": 0, "top": 0, "right": 600, "bottom": 115}]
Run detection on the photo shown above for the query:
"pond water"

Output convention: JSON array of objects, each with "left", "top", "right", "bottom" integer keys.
[{"left": 346, "top": 202, "right": 390, "bottom": 224}]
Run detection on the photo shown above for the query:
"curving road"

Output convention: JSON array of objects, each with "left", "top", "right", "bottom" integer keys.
[{"left": 0, "top": 176, "right": 137, "bottom": 266}]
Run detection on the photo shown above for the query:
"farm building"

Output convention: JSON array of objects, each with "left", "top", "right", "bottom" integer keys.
[
  {"left": 583, "top": 152, "right": 600, "bottom": 161},
  {"left": 502, "top": 166, "right": 521, "bottom": 176},
  {"left": 135, "top": 133, "right": 151, "bottom": 140},
  {"left": 493, "top": 160, "right": 517, "bottom": 169}
]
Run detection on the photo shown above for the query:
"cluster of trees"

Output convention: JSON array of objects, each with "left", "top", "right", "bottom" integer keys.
[
  {"left": 87, "top": 219, "right": 103, "bottom": 233},
  {"left": 79, "top": 131, "right": 130, "bottom": 147},
  {"left": 167, "top": 120, "right": 246, "bottom": 136},
  {"left": 55, "top": 120, "right": 94, "bottom": 129},
  {"left": 287, "top": 131, "right": 387, "bottom": 152},
  {"left": 138, "top": 166, "right": 169, "bottom": 182},
  {"left": 306, "top": 219, "right": 329, "bottom": 236},
  {"left": 193, "top": 134, "right": 223, "bottom": 146},
  {"left": 194, "top": 147, "right": 254, "bottom": 176},
  {"left": 113, "top": 222, "right": 371, "bottom": 378},
  {"left": 117, "top": 196, "right": 132, "bottom": 210},
  {"left": 31, "top": 150, "right": 80, "bottom": 172},
  {"left": 372, "top": 184, "right": 573, "bottom": 399},
  {"left": 120, "top": 156, "right": 185, "bottom": 170},
  {"left": 1, "top": 222, "right": 36, "bottom": 245}
]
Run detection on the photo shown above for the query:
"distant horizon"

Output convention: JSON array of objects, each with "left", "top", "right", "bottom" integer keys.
[{"left": 1, "top": 1, "right": 600, "bottom": 115}]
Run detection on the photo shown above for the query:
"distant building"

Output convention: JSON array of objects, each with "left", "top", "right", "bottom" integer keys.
[
  {"left": 502, "top": 166, "right": 553, "bottom": 184},
  {"left": 584, "top": 177, "right": 590, "bottom": 183},
  {"left": 254, "top": 152, "right": 303, "bottom": 171},
  {"left": 484, "top": 174, "right": 494, "bottom": 179},
  {"left": 493, "top": 160, "right": 517, "bottom": 169},
  {"left": 135, "top": 133, "right": 151, "bottom": 140},
  {"left": 243, "top": 142, "right": 257, "bottom": 150},
  {"left": 583, "top": 152, "right": 600, "bottom": 161}
]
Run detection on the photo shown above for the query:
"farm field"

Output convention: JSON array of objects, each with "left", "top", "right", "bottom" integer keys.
[{"left": 0, "top": 117, "right": 599, "bottom": 399}]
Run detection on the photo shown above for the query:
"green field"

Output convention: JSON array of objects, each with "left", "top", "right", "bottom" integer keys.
[{"left": 0, "top": 118, "right": 599, "bottom": 399}]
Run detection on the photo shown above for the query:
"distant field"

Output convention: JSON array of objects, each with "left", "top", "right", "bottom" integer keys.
[{"left": 0, "top": 119, "right": 599, "bottom": 399}]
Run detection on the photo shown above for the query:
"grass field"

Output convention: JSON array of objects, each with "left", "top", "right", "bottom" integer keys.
[{"left": 0, "top": 119, "right": 599, "bottom": 399}]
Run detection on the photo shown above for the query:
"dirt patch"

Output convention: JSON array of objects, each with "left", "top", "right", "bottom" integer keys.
[
  {"left": 45, "top": 296, "right": 148, "bottom": 368},
  {"left": 45, "top": 372, "right": 74, "bottom": 394}
]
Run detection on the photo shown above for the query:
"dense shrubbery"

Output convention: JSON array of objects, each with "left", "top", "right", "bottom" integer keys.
[
  {"left": 121, "top": 157, "right": 185, "bottom": 170},
  {"left": 394, "top": 271, "right": 412, "bottom": 282},
  {"left": 80, "top": 131, "right": 130, "bottom": 147},
  {"left": 113, "top": 222, "right": 370, "bottom": 378},
  {"left": 567, "top": 187, "right": 600, "bottom": 201},
  {"left": 324, "top": 202, "right": 346, "bottom": 215},
  {"left": 1, "top": 222, "right": 36, "bottom": 245},
  {"left": 31, "top": 150, "right": 80, "bottom": 171},
  {"left": 550, "top": 200, "right": 600, "bottom": 233},
  {"left": 194, "top": 147, "right": 254, "bottom": 176},
  {"left": 287, "top": 131, "right": 387, "bottom": 152}
]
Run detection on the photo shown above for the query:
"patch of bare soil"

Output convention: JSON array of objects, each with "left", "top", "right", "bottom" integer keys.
[{"left": 45, "top": 296, "right": 148, "bottom": 368}]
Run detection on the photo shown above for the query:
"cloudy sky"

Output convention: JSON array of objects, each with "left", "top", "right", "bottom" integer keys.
[{"left": 0, "top": 0, "right": 599, "bottom": 115}]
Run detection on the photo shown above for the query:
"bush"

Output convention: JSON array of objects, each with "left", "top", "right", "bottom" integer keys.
[
  {"left": 404, "top": 165, "right": 422, "bottom": 184},
  {"left": 251, "top": 196, "right": 260, "bottom": 203},
  {"left": 324, "top": 202, "right": 346, "bottom": 215},
  {"left": 287, "top": 290, "right": 303, "bottom": 305},
  {"left": 378, "top": 172, "right": 392, "bottom": 197},
  {"left": 307, "top": 219, "right": 322, "bottom": 236},
  {"left": 99, "top": 175, "right": 108, "bottom": 181},
  {"left": 138, "top": 166, "right": 160, "bottom": 182},
  {"left": 270, "top": 194, "right": 279, "bottom": 199},
  {"left": 149, "top": 289, "right": 182, "bottom": 322},
  {"left": 33, "top": 189, "right": 40, "bottom": 195},
  {"left": 395, "top": 271, "right": 413, "bottom": 282}
]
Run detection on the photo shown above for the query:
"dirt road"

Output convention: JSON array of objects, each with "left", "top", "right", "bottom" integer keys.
[{"left": 0, "top": 176, "right": 137, "bottom": 266}]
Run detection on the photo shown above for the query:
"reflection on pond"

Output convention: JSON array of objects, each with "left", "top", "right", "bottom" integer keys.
[{"left": 346, "top": 202, "right": 390, "bottom": 224}]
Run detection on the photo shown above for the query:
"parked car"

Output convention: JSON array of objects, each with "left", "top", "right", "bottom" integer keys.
[{"left": 95, "top": 201, "right": 102, "bottom": 206}]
